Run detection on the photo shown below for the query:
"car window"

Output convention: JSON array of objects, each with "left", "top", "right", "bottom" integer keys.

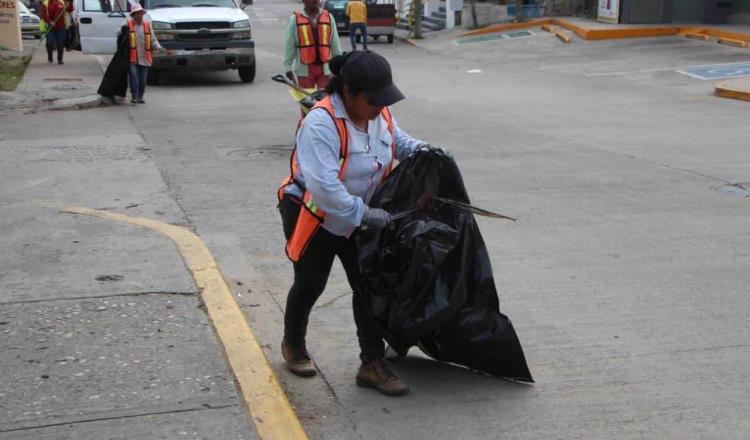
[
  {"left": 83, "top": 0, "right": 128, "bottom": 12},
  {"left": 17, "top": 1, "right": 30, "bottom": 13}
]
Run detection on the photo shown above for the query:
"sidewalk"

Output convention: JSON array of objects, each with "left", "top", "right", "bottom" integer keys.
[
  {"left": 0, "top": 87, "right": 258, "bottom": 439},
  {"left": 3, "top": 41, "right": 107, "bottom": 113}
]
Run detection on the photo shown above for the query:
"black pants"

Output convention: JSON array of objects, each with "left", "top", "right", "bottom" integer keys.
[
  {"left": 46, "top": 28, "right": 67, "bottom": 63},
  {"left": 280, "top": 195, "right": 384, "bottom": 362}
]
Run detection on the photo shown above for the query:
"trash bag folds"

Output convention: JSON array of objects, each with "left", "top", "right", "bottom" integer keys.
[{"left": 355, "top": 150, "right": 533, "bottom": 382}]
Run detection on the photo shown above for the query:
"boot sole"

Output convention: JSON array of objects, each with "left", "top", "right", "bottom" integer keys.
[
  {"left": 356, "top": 377, "right": 410, "bottom": 397},
  {"left": 287, "top": 365, "right": 317, "bottom": 377}
]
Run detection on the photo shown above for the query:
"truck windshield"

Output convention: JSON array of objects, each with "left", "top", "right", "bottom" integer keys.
[{"left": 147, "top": 0, "right": 237, "bottom": 8}]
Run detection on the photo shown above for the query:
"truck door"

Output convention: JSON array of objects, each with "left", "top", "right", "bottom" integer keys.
[{"left": 78, "top": 0, "right": 129, "bottom": 53}]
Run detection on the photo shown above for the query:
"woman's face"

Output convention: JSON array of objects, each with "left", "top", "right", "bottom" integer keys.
[{"left": 343, "top": 86, "right": 384, "bottom": 122}]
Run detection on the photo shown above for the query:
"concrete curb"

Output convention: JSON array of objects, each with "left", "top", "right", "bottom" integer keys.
[
  {"left": 715, "top": 79, "right": 750, "bottom": 102},
  {"left": 459, "top": 18, "right": 750, "bottom": 44},
  {"left": 63, "top": 207, "right": 310, "bottom": 440},
  {"left": 48, "top": 95, "right": 106, "bottom": 111}
]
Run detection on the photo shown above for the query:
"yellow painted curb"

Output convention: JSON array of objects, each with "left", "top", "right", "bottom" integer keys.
[
  {"left": 684, "top": 32, "right": 709, "bottom": 41},
  {"left": 63, "top": 207, "right": 309, "bottom": 440},
  {"left": 459, "top": 19, "right": 750, "bottom": 45},
  {"left": 541, "top": 24, "right": 555, "bottom": 33},
  {"left": 715, "top": 81, "right": 750, "bottom": 102},
  {"left": 555, "top": 31, "right": 572, "bottom": 43},
  {"left": 718, "top": 37, "right": 748, "bottom": 48}
]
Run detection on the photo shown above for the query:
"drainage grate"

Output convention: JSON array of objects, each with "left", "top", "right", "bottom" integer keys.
[{"left": 717, "top": 182, "right": 750, "bottom": 198}]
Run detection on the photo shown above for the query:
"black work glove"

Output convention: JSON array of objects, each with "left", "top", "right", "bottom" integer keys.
[{"left": 362, "top": 206, "right": 392, "bottom": 230}]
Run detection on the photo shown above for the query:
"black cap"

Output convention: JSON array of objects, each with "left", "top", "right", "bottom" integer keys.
[{"left": 336, "top": 51, "right": 405, "bottom": 107}]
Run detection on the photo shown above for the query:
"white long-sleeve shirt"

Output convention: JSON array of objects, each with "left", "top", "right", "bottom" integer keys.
[{"left": 282, "top": 93, "right": 426, "bottom": 237}]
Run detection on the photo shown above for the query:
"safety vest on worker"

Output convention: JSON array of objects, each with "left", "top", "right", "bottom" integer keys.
[
  {"left": 39, "top": 0, "right": 49, "bottom": 33},
  {"left": 127, "top": 19, "right": 152, "bottom": 65},
  {"left": 294, "top": 10, "right": 333, "bottom": 65},
  {"left": 279, "top": 96, "right": 396, "bottom": 262}
]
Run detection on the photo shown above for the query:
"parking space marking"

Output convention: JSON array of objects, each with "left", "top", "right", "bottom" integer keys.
[
  {"left": 585, "top": 60, "right": 750, "bottom": 77},
  {"left": 63, "top": 207, "right": 309, "bottom": 440},
  {"left": 677, "top": 62, "right": 750, "bottom": 80}
]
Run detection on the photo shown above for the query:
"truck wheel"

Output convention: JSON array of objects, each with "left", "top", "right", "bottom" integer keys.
[
  {"left": 146, "top": 69, "right": 160, "bottom": 86},
  {"left": 373, "top": 35, "right": 380, "bottom": 41},
  {"left": 387, "top": 34, "right": 394, "bottom": 44},
  {"left": 239, "top": 63, "right": 256, "bottom": 83}
]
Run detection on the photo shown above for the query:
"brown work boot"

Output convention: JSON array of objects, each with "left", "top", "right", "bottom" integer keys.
[
  {"left": 281, "top": 340, "right": 317, "bottom": 377},
  {"left": 356, "top": 359, "right": 410, "bottom": 396}
]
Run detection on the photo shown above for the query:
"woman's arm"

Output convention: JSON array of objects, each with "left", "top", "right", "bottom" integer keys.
[
  {"left": 391, "top": 113, "right": 428, "bottom": 161},
  {"left": 296, "top": 110, "right": 366, "bottom": 235}
]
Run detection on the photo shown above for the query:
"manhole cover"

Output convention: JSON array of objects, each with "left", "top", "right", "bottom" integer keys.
[
  {"left": 717, "top": 182, "right": 750, "bottom": 198},
  {"left": 221, "top": 145, "right": 294, "bottom": 160}
]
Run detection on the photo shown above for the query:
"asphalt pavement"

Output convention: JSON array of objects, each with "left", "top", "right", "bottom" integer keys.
[{"left": 2, "top": 2, "right": 750, "bottom": 439}]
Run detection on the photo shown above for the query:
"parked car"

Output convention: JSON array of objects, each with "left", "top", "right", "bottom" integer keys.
[
  {"left": 76, "top": 0, "right": 255, "bottom": 84},
  {"left": 18, "top": 1, "right": 41, "bottom": 39},
  {"left": 323, "top": 0, "right": 349, "bottom": 34}
]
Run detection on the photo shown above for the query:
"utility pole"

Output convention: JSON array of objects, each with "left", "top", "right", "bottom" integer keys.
[{"left": 413, "top": 0, "right": 423, "bottom": 38}]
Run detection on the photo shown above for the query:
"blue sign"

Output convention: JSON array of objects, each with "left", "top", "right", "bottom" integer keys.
[{"left": 678, "top": 63, "right": 750, "bottom": 80}]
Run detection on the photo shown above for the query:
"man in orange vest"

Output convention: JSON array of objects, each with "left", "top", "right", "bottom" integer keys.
[
  {"left": 126, "top": 4, "right": 163, "bottom": 104},
  {"left": 283, "top": 0, "right": 342, "bottom": 89}
]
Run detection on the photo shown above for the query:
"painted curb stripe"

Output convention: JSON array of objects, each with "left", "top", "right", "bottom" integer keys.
[
  {"left": 459, "top": 19, "right": 750, "bottom": 44},
  {"left": 63, "top": 207, "right": 308, "bottom": 440},
  {"left": 715, "top": 81, "right": 750, "bottom": 102}
]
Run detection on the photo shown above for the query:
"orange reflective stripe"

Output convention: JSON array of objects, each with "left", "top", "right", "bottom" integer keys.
[
  {"left": 281, "top": 97, "right": 397, "bottom": 262},
  {"left": 285, "top": 208, "right": 322, "bottom": 261},
  {"left": 381, "top": 106, "right": 396, "bottom": 178},
  {"left": 295, "top": 11, "right": 317, "bottom": 65},
  {"left": 128, "top": 19, "right": 153, "bottom": 65},
  {"left": 128, "top": 19, "right": 137, "bottom": 64}
]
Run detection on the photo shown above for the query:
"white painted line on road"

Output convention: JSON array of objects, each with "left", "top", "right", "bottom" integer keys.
[{"left": 585, "top": 60, "right": 750, "bottom": 77}]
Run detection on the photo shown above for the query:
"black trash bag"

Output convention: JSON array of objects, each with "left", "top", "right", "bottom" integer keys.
[
  {"left": 98, "top": 26, "right": 130, "bottom": 99},
  {"left": 355, "top": 151, "right": 533, "bottom": 382}
]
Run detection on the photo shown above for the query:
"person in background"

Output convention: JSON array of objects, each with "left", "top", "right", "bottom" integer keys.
[
  {"left": 65, "top": 0, "right": 80, "bottom": 51},
  {"left": 41, "top": 0, "right": 73, "bottom": 64},
  {"left": 126, "top": 4, "right": 163, "bottom": 104},
  {"left": 283, "top": 0, "right": 342, "bottom": 89},
  {"left": 345, "top": 0, "right": 367, "bottom": 51}
]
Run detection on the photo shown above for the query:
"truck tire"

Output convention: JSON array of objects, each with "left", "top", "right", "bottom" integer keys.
[
  {"left": 146, "top": 69, "right": 160, "bottom": 86},
  {"left": 239, "top": 63, "right": 256, "bottom": 83},
  {"left": 387, "top": 34, "right": 394, "bottom": 44}
]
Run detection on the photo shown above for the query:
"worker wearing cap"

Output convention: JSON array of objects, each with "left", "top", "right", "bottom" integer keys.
[
  {"left": 277, "top": 51, "right": 446, "bottom": 397},
  {"left": 126, "top": 4, "right": 163, "bottom": 104},
  {"left": 283, "top": 0, "right": 342, "bottom": 89}
]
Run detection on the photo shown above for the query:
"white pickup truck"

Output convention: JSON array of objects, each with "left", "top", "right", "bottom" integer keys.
[{"left": 76, "top": 0, "right": 255, "bottom": 84}]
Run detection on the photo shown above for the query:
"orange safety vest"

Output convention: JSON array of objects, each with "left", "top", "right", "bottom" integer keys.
[
  {"left": 279, "top": 96, "right": 396, "bottom": 262},
  {"left": 128, "top": 19, "right": 153, "bottom": 65},
  {"left": 295, "top": 10, "right": 332, "bottom": 65}
]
